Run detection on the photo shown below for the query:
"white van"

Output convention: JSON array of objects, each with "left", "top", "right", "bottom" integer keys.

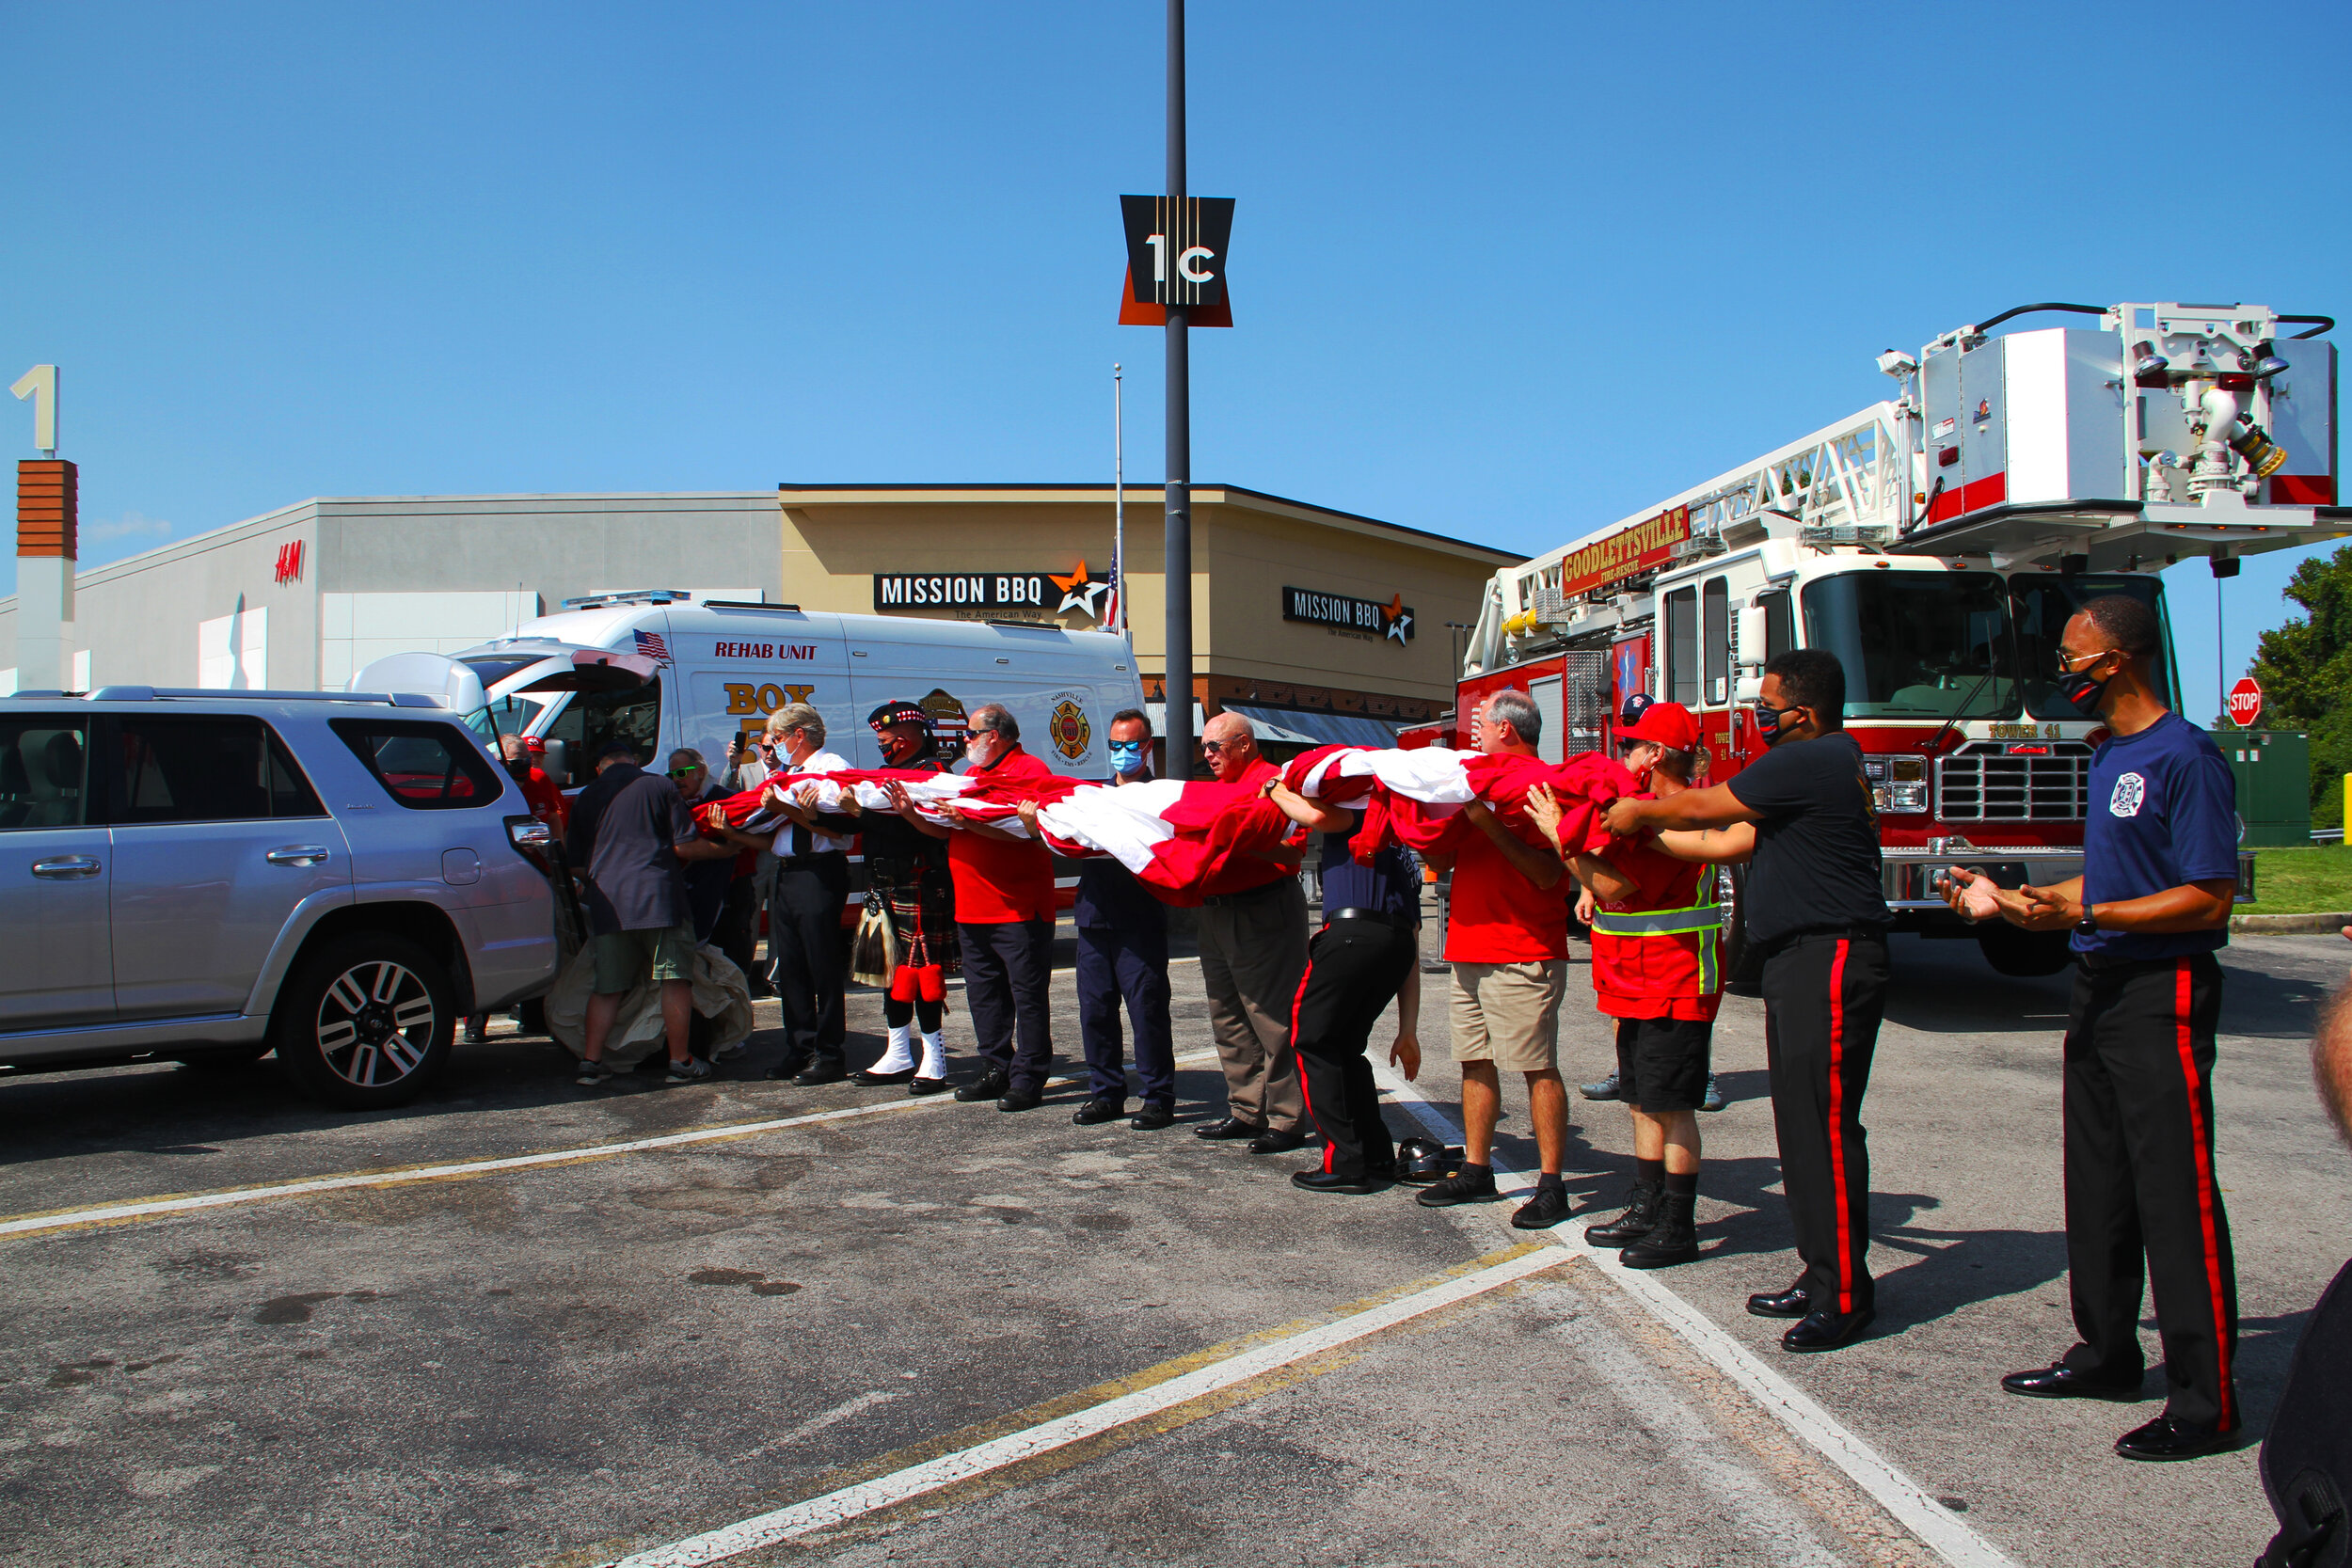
[{"left": 407, "top": 592, "right": 1146, "bottom": 787}]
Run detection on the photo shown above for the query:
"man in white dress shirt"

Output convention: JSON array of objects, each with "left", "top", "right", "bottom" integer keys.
[{"left": 742, "top": 704, "right": 855, "bottom": 1084}]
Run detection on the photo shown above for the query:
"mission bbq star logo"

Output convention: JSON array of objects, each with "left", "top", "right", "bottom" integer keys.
[
  {"left": 1049, "top": 560, "right": 1113, "bottom": 622},
  {"left": 1381, "top": 594, "right": 1414, "bottom": 645}
]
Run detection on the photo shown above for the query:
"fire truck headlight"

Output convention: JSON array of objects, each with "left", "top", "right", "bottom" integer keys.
[
  {"left": 1877, "top": 349, "right": 1918, "bottom": 378},
  {"left": 2253, "top": 341, "right": 2291, "bottom": 379}
]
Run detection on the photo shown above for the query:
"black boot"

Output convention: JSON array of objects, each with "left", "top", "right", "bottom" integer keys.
[
  {"left": 1582, "top": 1181, "right": 1661, "bottom": 1246},
  {"left": 1620, "top": 1189, "right": 1698, "bottom": 1269}
]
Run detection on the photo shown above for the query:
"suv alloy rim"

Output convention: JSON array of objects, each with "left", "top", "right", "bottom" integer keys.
[{"left": 315, "top": 961, "right": 437, "bottom": 1086}]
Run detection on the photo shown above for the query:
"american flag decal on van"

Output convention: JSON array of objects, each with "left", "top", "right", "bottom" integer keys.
[{"left": 633, "top": 629, "right": 671, "bottom": 663}]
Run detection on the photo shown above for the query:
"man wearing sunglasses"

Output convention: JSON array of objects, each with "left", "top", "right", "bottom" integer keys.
[
  {"left": 1941, "top": 595, "right": 2241, "bottom": 1463},
  {"left": 1601, "top": 648, "right": 1890, "bottom": 1353}
]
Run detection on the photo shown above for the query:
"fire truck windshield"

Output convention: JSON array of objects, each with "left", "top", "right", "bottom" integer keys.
[{"left": 1801, "top": 570, "right": 2171, "bottom": 721}]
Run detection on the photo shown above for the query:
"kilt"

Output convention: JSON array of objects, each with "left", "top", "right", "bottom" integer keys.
[{"left": 877, "top": 867, "right": 961, "bottom": 974}]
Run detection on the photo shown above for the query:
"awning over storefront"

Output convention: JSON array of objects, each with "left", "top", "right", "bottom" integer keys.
[
  {"left": 1145, "top": 703, "right": 1322, "bottom": 747},
  {"left": 1223, "top": 704, "right": 1404, "bottom": 749}
]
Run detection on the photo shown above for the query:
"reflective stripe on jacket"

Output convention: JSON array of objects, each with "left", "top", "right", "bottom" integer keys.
[{"left": 1589, "top": 895, "right": 1723, "bottom": 1000}]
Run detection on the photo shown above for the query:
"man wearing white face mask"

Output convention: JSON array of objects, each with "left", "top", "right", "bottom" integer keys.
[{"left": 1028, "top": 707, "right": 1175, "bottom": 1130}]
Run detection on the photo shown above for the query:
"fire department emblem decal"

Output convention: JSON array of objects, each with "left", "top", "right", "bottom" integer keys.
[
  {"left": 2108, "top": 772, "right": 2146, "bottom": 818},
  {"left": 1048, "top": 698, "right": 1092, "bottom": 762}
]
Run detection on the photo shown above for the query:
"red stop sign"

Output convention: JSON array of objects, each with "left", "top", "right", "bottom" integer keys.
[{"left": 2227, "top": 676, "right": 2264, "bottom": 728}]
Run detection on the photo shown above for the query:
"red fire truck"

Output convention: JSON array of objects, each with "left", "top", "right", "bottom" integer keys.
[{"left": 1451, "top": 299, "right": 2344, "bottom": 979}]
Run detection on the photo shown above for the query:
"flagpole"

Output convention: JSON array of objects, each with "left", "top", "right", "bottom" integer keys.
[{"left": 1113, "top": 363, "right": 1126, "bottom": 641}]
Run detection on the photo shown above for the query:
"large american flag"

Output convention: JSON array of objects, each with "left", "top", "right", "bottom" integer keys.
[{"left": 633, "top": 628, "right": 671, "bottom": 663}]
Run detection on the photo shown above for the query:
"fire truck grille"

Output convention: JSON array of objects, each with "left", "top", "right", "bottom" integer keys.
[{"left": 1934, "top": 742, "right": 2093, "bottom": 821}]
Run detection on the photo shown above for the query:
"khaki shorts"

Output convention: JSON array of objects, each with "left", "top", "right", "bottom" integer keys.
[
  {"left": 1450, "top": 959, "right": 1565, "bottom": 1071},
  {"left": 592, "top": 922, "right": 697, "bottom": 994}
]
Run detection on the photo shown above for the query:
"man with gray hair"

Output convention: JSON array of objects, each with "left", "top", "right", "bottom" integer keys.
[{"left": 1191, "top": 711, "right": 1312, "bottom": 1154}]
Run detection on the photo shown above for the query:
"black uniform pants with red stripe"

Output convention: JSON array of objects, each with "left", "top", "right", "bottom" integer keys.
[
  {"left": 1761, "top": 930, "right": 1888, "bottom": 1318},
  {"left": 2060, "top": 951, "right": 2238, "bottom": 1429},
  {"left": 1293, "top": 919, "right": 1417, "bottom": 1180}
]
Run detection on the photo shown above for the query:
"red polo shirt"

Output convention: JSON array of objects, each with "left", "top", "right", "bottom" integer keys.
[
  {"left": 1441, "top": 752, "right": 1567, "bottom": 964},
  {"left": 1197, "top": 757, "right": 1303, "bottom": 897},
  {"left": 947, "top": 743, "right": 1057, "bottom": 924},
  {"left": 1582, "top": 799, "right": 1722, "bottom": 1022}
]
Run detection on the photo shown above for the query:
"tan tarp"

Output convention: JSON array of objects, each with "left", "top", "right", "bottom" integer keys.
[{"left": 546, "top": 942, "right": 754, "bottom": 1065}]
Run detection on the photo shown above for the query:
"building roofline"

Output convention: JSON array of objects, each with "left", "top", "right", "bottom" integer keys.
[{"left": 775, "top": 482, "right": 1523, "bottom": 565}]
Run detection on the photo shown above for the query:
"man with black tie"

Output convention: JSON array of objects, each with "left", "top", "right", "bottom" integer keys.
[{"left": 746, "top": 704, "right": 854, "bottom": 1085}]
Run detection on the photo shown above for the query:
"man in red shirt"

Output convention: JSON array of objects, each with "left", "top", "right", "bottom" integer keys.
[
  {"left": 1192, "top": 711, "right": 1312, "bottom": 1154},
  {"left": 1417, "top": 689, "right": 1576, "bottom": 1227},
  {"left": 896, "top": 703, "right": 1059, "bottom": 1113},
  {"left": 501, "top": 735, "right": 568, "bottom": 830},
  {"left": 1531, "top": 697, "right": 1721, "bottom": 1268}
]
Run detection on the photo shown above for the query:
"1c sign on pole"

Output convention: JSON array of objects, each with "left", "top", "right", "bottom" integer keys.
[
  {"left": 1119, "top": 195, "right": 1234, "bottom": 327},
  {"left": 2227, "top": 676, "right": 2264, "bottom": 728}
]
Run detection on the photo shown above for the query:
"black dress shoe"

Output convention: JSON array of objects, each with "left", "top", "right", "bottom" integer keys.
[
  {"left": 850, "top": 1067, "right": 915, "bottom": 1085},
  {"left": 793, "top": 1061, "right": 848, "bottom": 1086},
  {"left": 908, "top": 1076, "right": 949, "bottom": 1097},
  {"left": 1248, "top": 1129, "right": 1307, "bottom": 1154},
  {"left": 1746, "top": 1283, "right": 1812, "bottom": 1319},
  {"left": 1782, "top": 1307, "right": 1875, "bottom": 1353},
  {"left": 1292, "top": 1168, "right": 1379, "bottom": 1196},
  {"left": 2001, "top": 1362, "right": 2143, "bottom": 1401},
  {"left": 954, "top": 1069, "right": 1010, "bottom": 1103},
  {"left": 996, "top": 1089, "right": 1042, "bottom": 1114},
  {"left": 1192, "top": 1117, "right": 1264, "bottom": 1141},
  {"left": 2114, "top": 1414, "right": 2237, "bottom": 1462},
  {"left": 1510, "top": 1185, "right": 1571, "bottom": 1230},
  {"left": 764, "top": 1056, "right": 810, "bottom": 1082},
  {"left": 1130, "top": 1103, "right": 1176, "bottom": 1131},
  {"left": 1072, "top": 1098, "right": 1126, "bottom": 1126}
]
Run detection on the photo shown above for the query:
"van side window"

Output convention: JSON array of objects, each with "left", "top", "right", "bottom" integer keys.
[
  {"left": 1663, "top": 588, "right": 1698, "bottom": 706},
  {"left": 545, "top": 677, "right": 662, "bottom": 781},
  {"left": 107, "top": 717, "right": 326, "bottom": 824},
  {"left": 0, "top": 717, "right": 87, "bottom": 831},
  {"left": 330, "top": 719, "right": 501, "bottom": 810}
]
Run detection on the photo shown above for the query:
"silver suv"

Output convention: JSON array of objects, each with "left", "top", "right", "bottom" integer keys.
[{"left": 0, "top": 687, "right": 564, "bottom": 1108}]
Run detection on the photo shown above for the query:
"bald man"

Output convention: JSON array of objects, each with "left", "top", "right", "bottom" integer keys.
[{"left": 1192, "top": 712, "right": 1311, "bottom": 1153}]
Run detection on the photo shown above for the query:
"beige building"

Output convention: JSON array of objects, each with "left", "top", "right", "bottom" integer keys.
[
  {"left": 780, "top": 483, "right": 1518, "bottom": 736},
  {"left": 2, "top": 482, "right": 1518, "bottom": 744}
]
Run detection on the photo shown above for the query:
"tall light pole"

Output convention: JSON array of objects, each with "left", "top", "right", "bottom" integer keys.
[
  {"left": 1113, "top": 362, "right": 1126, "bottom": 640},
  {"left": 1162, "top": 0, "right": 1192, "bottom": 776}
]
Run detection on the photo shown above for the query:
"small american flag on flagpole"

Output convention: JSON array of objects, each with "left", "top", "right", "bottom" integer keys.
[{"left": 633, "top": 628, "right": 671, "bottom": 663}]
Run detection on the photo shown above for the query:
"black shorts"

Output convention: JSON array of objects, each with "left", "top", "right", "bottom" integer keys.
[{"left": 1613, "top": 1016, "right": 1712, "bottom": 1113}]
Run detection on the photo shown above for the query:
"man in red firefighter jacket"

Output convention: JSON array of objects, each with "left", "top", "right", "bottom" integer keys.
[{"left": 1531, "top": 696, "right": 1721, "bottom": 1268}]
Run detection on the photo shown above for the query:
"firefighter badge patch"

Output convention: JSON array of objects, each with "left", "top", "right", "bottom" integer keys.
[{"left": 1048, "top": 698, "right": 1092, "bottom": 762}]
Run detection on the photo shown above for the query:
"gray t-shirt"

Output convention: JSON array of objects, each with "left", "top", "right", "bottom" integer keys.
[{"left": 565, "top": 763, "right": 697, "bottom": 935}]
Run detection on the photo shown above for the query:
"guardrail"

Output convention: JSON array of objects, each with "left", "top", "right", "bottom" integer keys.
[{"left": 2314, "top": 829, "right": 2345, "bottom": 845}]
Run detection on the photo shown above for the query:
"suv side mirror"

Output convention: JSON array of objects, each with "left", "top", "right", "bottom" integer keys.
[{"left": 1735, "top": 675, "right": 1763, "bottom": 704}]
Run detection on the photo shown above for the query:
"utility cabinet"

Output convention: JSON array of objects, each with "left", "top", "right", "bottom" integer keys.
[{"left": 2214, "top": 727, "right": 2312, "bottom": 847}]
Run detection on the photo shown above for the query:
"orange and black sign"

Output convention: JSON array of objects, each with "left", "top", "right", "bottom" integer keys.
[{"left": 1119, "top": 194, "right": 1235, "bottom": 327}]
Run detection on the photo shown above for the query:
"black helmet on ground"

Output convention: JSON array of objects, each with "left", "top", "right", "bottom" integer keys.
[{"left": 1394, "top": 1136, "right": 1461, "bottom": 1186}]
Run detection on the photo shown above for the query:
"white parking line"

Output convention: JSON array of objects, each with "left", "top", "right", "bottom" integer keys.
[
  {"left": 0, "top": 1051, "right": 1224, "bottom": 1243},
  {"left": 598, "top": 1245, "right": 1567, "bottom": 1568},
  {"left": 1370, "top": 1060, "right": 2023, "bottom": 1568}
]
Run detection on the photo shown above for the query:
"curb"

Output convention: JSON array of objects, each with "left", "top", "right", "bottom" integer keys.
[{"left": 2233, "top": 911, "right": 2352, "bottom": 934}]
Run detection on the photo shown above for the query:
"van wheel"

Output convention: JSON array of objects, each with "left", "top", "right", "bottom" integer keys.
[
  {"left": 1977, "top": 925, "right": 2074, "bottom": 977},
  {"left": 1720, "top": 863, "right": 1763, "bottom": 994},
  {"left": 275, "top": 934, "right": 455, "bottom": 1109}
]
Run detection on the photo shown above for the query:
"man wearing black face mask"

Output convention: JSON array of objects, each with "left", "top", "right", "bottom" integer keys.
[
  {"left": 1601, "top": 647, "right": 1889, "bottom": 1354},
  {"left": 1941, "top": 594, "right": 2241, "bottom": 1463}
]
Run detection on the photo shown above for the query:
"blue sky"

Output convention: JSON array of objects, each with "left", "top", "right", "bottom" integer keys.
[{"left": 5, "top": 0, "right": 2347, "bottom": 722}]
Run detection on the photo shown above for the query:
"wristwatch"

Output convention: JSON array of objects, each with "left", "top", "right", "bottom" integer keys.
[{"left": 2074, "top": 905, "right": 2100, "bottom": 938}]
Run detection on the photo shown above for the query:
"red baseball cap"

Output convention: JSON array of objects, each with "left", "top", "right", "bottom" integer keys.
[
  {"left": 1619, "top": 699, "right": 1699, "bottom": 751},
  {"left": 523, "top": 735, "right": 547, "bottom": 754}
]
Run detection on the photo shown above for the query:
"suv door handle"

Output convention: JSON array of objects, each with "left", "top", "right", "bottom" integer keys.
[
  {"left": 266, "top": 846, "right": 333, "bottom": 866},
  {"left": 30, "top": 855, "right": 102, "bottom": 879}
]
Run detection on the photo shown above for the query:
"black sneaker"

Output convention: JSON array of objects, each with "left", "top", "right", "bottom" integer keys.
[
  {"left": 1510, "top": 1185, "right": 1570, "bottom": 1229},
  {"left": 1415, "top": 1169, "right": 1500, "bottom": 1208},
  {"left": 1072, "top": 1098, "right": 1126, "bottom": 1126}
]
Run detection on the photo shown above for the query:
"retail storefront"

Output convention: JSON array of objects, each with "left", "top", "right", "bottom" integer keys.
[{"left": 0, "top": 483, "right": 1517, "bottom": 747}]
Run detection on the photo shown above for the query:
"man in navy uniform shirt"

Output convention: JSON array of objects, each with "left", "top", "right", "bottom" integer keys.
[
  {"left": 1025, "top": 709, "right": 1177, "bottom": 1131},
  {"left": 1943, "top": 594, "right": 2241, "bottom": 1462}
]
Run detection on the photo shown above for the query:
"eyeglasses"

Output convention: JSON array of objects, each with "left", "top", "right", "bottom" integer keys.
[
  {"left": 1200, "top": 739, "right": 1234, "bottom": 754},
  {"left": 2053, "top": 647, "right": 2114, "bottom": 675},
  {"left": 666, "top": 767, "right": 705, "bottom": 779}
]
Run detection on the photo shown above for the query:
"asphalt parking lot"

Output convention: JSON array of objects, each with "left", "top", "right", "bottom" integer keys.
[{"left": 3, "top": 916, "right": 2346, "bottom": 1568}]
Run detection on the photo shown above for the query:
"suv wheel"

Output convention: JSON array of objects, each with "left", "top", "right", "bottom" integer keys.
[{"left": 276, "top": 934, "right": 455, "bottom": 1109}]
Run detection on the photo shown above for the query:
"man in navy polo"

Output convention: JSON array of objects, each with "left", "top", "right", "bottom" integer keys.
[{"left": 1944, "top": 593, "right": 2241, "bottom": 1463}]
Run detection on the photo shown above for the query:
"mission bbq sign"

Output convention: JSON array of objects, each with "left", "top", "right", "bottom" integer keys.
[
  {"left": 1283, "top": 585, "right": 1415, "bottom": 645},
  {"left": 876, "top": 572, "right": 1056, "bottom": 612}
]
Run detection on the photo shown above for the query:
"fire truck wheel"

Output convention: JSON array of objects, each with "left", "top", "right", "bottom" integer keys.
[
  {"left": 1720, "top": 863, "right": 1763, "bottom": 993},
  {"left": 1976, "top": 924, "right": 2074, "bottom": 977},
  {"left": 274, "top": 934, "right": 457, "bottom": 1110}
]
